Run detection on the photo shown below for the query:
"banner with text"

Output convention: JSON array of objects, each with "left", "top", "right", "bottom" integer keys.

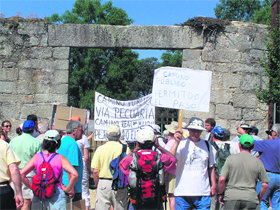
[
  {"left": 151, "top": 67, "right": 212, "bottom": 112},
  {"left": 94, "top": 92, "right": 155, "bottom": 141}
]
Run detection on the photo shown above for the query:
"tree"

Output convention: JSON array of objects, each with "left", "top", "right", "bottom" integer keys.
[
  {"left": 132, "top": 57, "right": 160, "bottom": 97},
  {"left": 160, "top": 50, "right": 182, "bottom": 67},
  {"left": 214, "top": 0, "right": 262, "bottom": 22},
  {"left": 253, "top": 0, "right": 271, "bottom": 25},
  {"left": 47, "top": 0, "right": 145, "bottom": 111},
  {"left": 255, "top": 26, "right": 280, "bottom": 104}
]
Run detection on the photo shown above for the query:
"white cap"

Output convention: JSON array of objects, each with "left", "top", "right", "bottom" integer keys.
[
  {"left": 106, "top": 124, "right": 121, "bottom": 141},
  {"left": 136, "top": 128, "right": 155, "bottom": 144}
]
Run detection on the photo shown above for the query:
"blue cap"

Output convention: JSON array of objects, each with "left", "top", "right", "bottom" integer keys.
[
  {"left": 22, "top": 120, "right": 35, "bottom": 131},
  {"left": 212, "top": 126, "right": 225, "bottom": 139}
]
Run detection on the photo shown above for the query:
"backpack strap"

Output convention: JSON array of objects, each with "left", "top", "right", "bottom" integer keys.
[
  {"left": 204, "top": 140, "right": 212, "bottom": 187},
  {"left": 211, "top": 140, "right": 220, "bottom": 152}
]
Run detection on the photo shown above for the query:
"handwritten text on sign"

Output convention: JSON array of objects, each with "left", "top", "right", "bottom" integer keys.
[
  {"left": 94, "top": 92, "right": 155, "bottom": 141},
  {"left": 151, "top": 67, "right": 212, "bottom": 112}
]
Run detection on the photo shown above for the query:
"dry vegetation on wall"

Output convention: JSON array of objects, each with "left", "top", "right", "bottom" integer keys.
[{"left": 179, "top": 17, "right": 231, "bottom": 43}]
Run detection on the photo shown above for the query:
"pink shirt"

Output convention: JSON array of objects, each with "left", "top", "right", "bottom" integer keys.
[
  {"left": 34, "top": 152, "right": 63, "bottom": 189},
  {"left": 119, "top": 150, "right": 176, "bottom": 177},
  {"left": 165, "top": 139, "right": 176, "bottom": 175}
]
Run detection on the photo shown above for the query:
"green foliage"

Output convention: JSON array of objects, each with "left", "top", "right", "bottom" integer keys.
[
  {"left": 255, "top": 25, "right": 280, "bottom": 104},
  {"left": 214, "top": 0, "right": 262, "bottom": 22},
  {"left": 253, "top": 0, "right": 271, "bottom": 25},
  {"left": 47, "top": 0, "right": 142, "bottom": 111},
  {"left": 160, "top": 50, "right": 182, "bottom": 67}
]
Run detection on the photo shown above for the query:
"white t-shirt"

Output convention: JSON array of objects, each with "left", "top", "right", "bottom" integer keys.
[
  {"left": 204, "top": 132, "right": 211, "bottom": 141},
  {"left": 77, "top": 134, "right": 90, "bottom": 159},
  {"left": 174, "top": 138, "right": 215, "bottom": 196}
]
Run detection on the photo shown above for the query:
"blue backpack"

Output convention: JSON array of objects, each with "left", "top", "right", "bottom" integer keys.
[{"left": 110, "top": 144, "right": 128, "bottom": 191}]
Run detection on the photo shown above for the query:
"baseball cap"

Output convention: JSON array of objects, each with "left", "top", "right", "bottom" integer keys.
[
  {"left": 136, "top": 128, "right": 155, "bottom": 144},
  {"left": 22, "top": 120, "right": 35, "bottom": 132},
  {"left": 239, "top": 134, "right": 254, "bottom": 148},
  {"left": 185, "top": 117, "right": 206, "bottom": 131},
  {"left": 106, "top": 124, "right": 121, "bottom": 140},
  {"left": 212, "top": 126, "right": 225, "bottom": 139},
  {"left": 44, "top": 130, "right": 60, "bottom": 143}
]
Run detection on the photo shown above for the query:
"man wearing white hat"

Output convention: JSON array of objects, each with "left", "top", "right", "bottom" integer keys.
[{"left": 170, "top": 117, "right": 216, "bottom": 209}]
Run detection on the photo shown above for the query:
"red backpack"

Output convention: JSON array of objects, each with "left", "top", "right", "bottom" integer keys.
[
  {"left": 31, "top": 152, "right": 61, "bottom": 200},
  {"left": 128, "top": 150, "right": 166, "bottom": 208}
]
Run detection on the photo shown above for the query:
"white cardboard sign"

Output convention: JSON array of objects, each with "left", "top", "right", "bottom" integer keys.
[
  {"left": 151, "top": 66, "right": 212, "bottom": 112},
  {"left": 94, "top": 92, "right": 155, "bottom": 141}
]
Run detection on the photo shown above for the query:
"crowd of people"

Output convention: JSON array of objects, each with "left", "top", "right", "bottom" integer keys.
[{"left": 0, "top": 114, "right": 279, "bottom": 210}]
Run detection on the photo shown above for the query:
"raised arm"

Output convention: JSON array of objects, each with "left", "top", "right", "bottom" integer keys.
[{"left": 169, "top": 129, "right": 183, "bottom": 156}]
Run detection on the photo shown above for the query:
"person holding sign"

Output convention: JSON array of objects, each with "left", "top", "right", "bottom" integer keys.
[{"left": 170, "top": 117, "right": 216, "bottom": 210}]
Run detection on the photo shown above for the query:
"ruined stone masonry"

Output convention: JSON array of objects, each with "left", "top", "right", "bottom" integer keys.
[{"left": 0, "top": 18, "right": 269, "bottom": 138}]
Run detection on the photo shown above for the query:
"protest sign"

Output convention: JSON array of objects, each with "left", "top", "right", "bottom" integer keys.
[
  {"left": 94, "top": 92, "right": 155, "bottom": 141},
  {"left": 151, "top": 66, "right": 212, "bottom": 112}
]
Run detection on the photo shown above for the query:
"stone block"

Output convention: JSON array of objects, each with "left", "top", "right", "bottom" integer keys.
[
  {"left": 39, "top": 34, "right": 48, "bottom": 47},
  {"left": 182, "top": 49, "right": 202, "bottom": 61},
  {"left": 242, "top": 109, "right": 264, "bottom": 121},
  {"left": 33, "top": 94, "right": 68, "bottom": 104},
  {"left": 240, "top": 49, "right": 265, "bottom": 65},
  {"left": 17, "top": 81, "right": 35, "bottom": 94},
  {"left": 183, "top": 103, "right": 215, "bottom": 120},
  {"left": 51, "top": 84, "right": 68, "bottom": 94},
  {"left": 182, "top": 61, "right": 206, "bottom": 70},
  {"left": 210, "top": 73, "right": 223, "bottom": 89},
  {"left": 222, "top": 73, "right": 241, "bottom": 88},
  {"left": 0, "top": 104, "right": 21, "bottom": 120},
  {"left": 201, "top": 48, "right": 240, "bottom": 63},
  {"left": 0, "top": 81, "right": 16, "bottom": 94},
  {"left": 232, "top": 92, "right": 258, "bottom": 108},
  {"left": 210, "top": 88, "right": 231, "bottom": 104},
  {"left": 20, "top": 104, "right": 53, "bottom": 119},
  {"left": 216, "top": 104, "right": 241, "bottom": 120},
  {"left": 54, "top": 70, "right": 69, "bottom": 83},
  {"left": 18, "top": 22, "right": 46, "bottom": 35},
  {"left": 241, "top": 74, "right": 261, "bottom": 91},
  {"left": 53, "top": 47, "right": 70, "bottom": 59},
  {"left": 48, "top": 24, "right": 203, "bottom": 49},
  {"left": 0, "top": 68, "right": 19, "bottom": 81},
  {"left": 30, "top": 47, "right": 52, "bottom": 59},
  {"left": 19, "top": 59, "right": 69, "bottom": 70},
  {"left": 18, "top": 69, "right": 33, "bottom": 81}
]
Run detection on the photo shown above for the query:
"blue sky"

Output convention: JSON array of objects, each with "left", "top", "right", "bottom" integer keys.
[{"left": 0, "top": 0, "right": 220, "bottom": 60}]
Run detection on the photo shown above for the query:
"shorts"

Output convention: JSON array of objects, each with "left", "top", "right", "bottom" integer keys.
[
  {"left": 32, "top": 187, "right": 66, "bottom": 210},
  {"left": 11, "top": 174, "right": 33, "bottom": 199},
  {"left": 165, "top": 173, "right": 176, "bottom": 194}
]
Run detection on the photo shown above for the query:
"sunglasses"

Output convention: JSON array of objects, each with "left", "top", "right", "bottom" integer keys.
[{"left": 4, "top": 125, "right": 11, "bottom": 128}]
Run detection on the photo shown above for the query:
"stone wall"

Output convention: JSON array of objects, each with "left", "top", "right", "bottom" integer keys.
[{"left": 0, "top": 18, "right": 269, "bottom": 138}]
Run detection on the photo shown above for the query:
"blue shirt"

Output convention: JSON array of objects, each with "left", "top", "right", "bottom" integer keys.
[
  {"left": 57, "top": 135, "right": 83, "bottom": 193},
  {"left": 254, "top": 138, "right": 280, "bottom": 173}
]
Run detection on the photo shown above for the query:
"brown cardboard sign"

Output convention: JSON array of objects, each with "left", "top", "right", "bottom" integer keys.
[{"left": 53, "top": 106, "right": 87, "bottom": 130}]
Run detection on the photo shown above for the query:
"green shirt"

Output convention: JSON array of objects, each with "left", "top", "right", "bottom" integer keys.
[
  {"left": 10, "top": 133, "right": 41, "bottom": 169},
  {"left": 221, "top": 152, "right": 270, "bottom": 204}
]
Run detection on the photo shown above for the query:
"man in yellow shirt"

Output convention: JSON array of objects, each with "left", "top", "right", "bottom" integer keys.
[
  {"left": 0, "top": 140, "right": 23, "bottom": 209},
  {"left": 92, "top": 124, "right": 128, "bottom": 210}
]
